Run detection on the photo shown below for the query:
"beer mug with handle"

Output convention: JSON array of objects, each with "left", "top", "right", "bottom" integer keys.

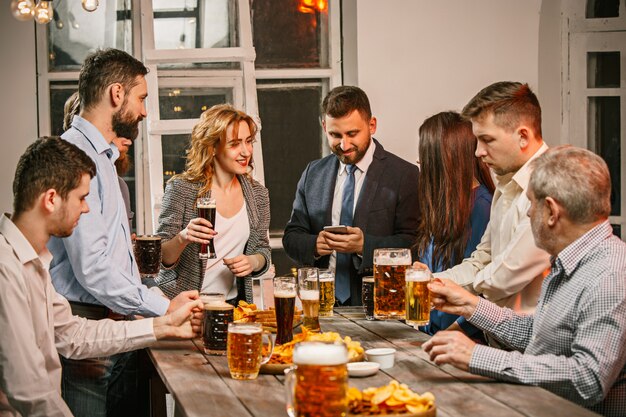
[
  {"left": 285, "top": 342, "right": 349, "bottom": 417},
  {"left": 373, "top": 248, "right": 411, "bottom": 320},
  {"left": 226, "top": 322, "right": 274, "bottom": 380}
]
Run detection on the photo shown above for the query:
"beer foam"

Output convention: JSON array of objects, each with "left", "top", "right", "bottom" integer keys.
[
  {"left": 136, "top": 235, "right": 161, "bottom": 241},
  {"left": 197, "top": 203, "right": 216, "bottom": 209},
  {"left": 229, "top": 324, "right": 262, "bottom": 335},
  {"left": 374, "top": 254, "right": 411, "bottom": 265},
  {"left": 405, "top": 269, "right": 431, "bottom": 282},
  {"left": 204, "top": 302, "right": 234, "bottom": 310},
  {"left": 274, "top": 289, "right": 296, "bottom": 298},
  {"left": 293, "top": 343, "right": 348, "bottom": 365},
  {"left": 299, "top": 289, "right": 319, "bottom": 301}
]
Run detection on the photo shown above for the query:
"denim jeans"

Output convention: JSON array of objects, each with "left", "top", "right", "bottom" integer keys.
[{"left": 61, "top": 350, "right": 144, "bottom": 417}]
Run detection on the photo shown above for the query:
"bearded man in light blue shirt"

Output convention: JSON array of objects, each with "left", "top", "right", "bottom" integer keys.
[{"left": 48, "top": 48, "right": 199, "bottom": 417}]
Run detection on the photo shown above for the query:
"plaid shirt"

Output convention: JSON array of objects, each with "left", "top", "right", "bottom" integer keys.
[{"left": 468, "top": 221, "right": 626, "bottom": 417}]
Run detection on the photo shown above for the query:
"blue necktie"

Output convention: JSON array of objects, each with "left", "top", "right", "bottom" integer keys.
[{"left": 336, "top": 164, "right": 356, "bottom": 303}]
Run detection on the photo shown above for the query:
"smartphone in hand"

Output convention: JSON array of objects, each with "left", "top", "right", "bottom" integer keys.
[{"left": 323, "top": 225, "right": 349, "bottom": 234}]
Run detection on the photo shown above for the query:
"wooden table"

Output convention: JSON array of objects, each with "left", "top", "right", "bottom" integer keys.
[{"left": 147, "top": 307, "right": 600, "bottom": 417}]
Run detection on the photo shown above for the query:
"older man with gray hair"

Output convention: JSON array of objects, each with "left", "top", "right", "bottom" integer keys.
[{"left": 422, "top": 145, "right": 626, "bottom": 417}]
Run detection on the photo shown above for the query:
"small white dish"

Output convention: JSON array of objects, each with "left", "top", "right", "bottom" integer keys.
[
  {"left": 365, "top": 348, "right": 396, "bottom": 369},
  {"left": 347, "top": 361, "right": 380, "bottom": 377}
]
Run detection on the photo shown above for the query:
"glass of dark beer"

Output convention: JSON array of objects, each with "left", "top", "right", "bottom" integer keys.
[
  {"left": 134, "top": 235, "right": 161, "bottom": 280},
  {"left": 273, "top": 276, "right": 296, "bottom": 345},
  {"left": 361, "top": 276, "right": 375, "bottom": 320},
  {"left": 201, "top": 293, "right": 234, "bottom": 355},
  {"left": 197, "top": 196, "right": 217, "bottom": 259}
]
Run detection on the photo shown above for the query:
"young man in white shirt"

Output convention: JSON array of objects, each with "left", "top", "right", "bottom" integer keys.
[{"left": 0, "top": 137, "right": 202, "bottom": 417}]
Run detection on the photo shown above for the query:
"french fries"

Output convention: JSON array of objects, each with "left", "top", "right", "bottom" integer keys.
[{"left": 348, "top": 381, "right": 435, "bottom": 415}]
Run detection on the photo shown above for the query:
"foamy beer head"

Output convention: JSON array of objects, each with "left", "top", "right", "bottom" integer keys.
[
  {"left": 293, "top": 342, "right": 348, "bottom": 365},
  {"left": 405, "top": 267, "right": 431, "bottom": 282},
  {"left": 373, "top": 248, "right": 411, "bottom": 266},
  {"left": 299, "top": 289, "right": 319, "bottom": 301}
]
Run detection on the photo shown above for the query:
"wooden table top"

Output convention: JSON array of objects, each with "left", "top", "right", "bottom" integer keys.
[{"left": 148, "top": 307, "right": 600, "bottom": 417}]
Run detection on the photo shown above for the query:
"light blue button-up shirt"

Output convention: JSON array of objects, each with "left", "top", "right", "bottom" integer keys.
[{"left": 48, "top": 116, "right": 169, "bottom": 316}]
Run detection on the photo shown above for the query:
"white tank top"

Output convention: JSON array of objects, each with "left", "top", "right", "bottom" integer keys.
[{"left": 201, "top": 201, "right": 250, "bottom": 300}]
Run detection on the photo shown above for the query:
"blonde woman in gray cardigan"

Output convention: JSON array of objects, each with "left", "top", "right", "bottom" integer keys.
[{"left": 156, "top": 104, "right": 270, "bottom": 303}]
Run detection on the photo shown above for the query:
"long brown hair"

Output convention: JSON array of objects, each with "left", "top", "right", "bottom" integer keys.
[
  {"left": 173, "top": 104, "right": 257, "bottom": 197},
  {"left": 415, "top": 112, "right": 495, "bottom": 268}
]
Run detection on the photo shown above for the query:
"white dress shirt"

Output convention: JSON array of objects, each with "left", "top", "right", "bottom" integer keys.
[
  {"left": 329, "top": 140, "right": 376, "bottom": 271},
  {"left": 0, "top": 215, "right": 156, "bottom": 417},
  {"left": 436, "top": 143, "right": 551, "bottom": 313}
]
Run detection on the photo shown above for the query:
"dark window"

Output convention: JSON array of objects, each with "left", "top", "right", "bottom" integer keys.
[
  {"left": 586, "top": 0, "right": 620, "bottom": 18},
  {"left": 587, "top": 51, "right": 620, "bottom": 88}
]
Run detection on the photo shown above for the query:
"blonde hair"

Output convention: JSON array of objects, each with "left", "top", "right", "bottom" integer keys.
[{"left": 174, "top": 104, "right": 257, "bottom": 197}]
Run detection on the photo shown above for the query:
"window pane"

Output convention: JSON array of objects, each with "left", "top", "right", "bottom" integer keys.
[
  {"left": 158, "top": 86, "right": 233, "bottom": 120},
  {"left": 588, "top": 96, "right": 621, "bottom": 215},
  {"left": 162, "top": 134, "right": 191, "bottom": 187},
  {"left": 586, "top": 0, "right": 620, "bottom": 18},
  {"left": 153, "top": 0, "right": 238, "bottom": 50},
  {"left": 48, "top": 0, "right": 132, "bottom": 71},
  {"left": 258, "top": 80, "right": 325, "bottom": 233},
  {"left": 587, "top": 52, "right": 621, "bottom": 88},
  {"left": 50, "top": 81, "right": 78, "bottom": 136},
  {"left": 612, "top": 224, "right": 622, "bottom": 238},
  {"left": 252, "top": 0, "right": 329, "bottom": 68}
]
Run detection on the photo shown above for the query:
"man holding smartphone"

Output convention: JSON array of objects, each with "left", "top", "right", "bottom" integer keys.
[{"left": 283, "top": 86, "right": 420, "bottom": 306}]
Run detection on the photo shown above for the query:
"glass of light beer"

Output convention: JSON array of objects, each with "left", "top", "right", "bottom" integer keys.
[
  {"left": 297, "top": 268, "right": 321, "bottom": 333},
  {"left": 405, "top": 266, "right": 433, "bottom": 327},
  {"left": 134, "top": 235, "right": 161, "bottom": 280},
  {"left": 196, "top": 196, "right": 217, "bottom": 259},
  {"left": 226, "top": 322, "right": 274, "bottom": 380},
  {"left": 285, "top": 342, "right": 349, "bottom": 417},
  {"left": 318, "top": 269, "right": 335, "bottom": 317},
  {"left": 201, "top": 293, "right": 234, "bottom": 355},
  {"left": 373, "top": 248, "right": 411, "bottom": 320},
  {"left": 274, "top": 276, "right": 296, "bottom": 345}
]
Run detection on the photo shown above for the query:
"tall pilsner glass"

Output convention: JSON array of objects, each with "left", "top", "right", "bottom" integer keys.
[
  {"left": 273, "top": 276, "right": 296, "bottom": 345},
  {"left": 318, "top": 269, "right": 335, "bottom": 317},
  {"left": 373, "top": 248, "right": 411, "bottom": 320},
  {"left": 405, "top": 265, "right": 432, "bottom": 327},
  {"left": 297, "top": 267, "right": 320, "bottom": 333},
  {"left": 197, "top": 196, "right": 216, "bottom": 259}
]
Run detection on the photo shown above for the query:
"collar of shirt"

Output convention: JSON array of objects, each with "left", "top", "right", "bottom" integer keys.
[
  {"left": 71, "top": 115, "right": 120, "bottom": 161},
  {"left": 338, "top": 138, "right": 376, "bottom": 176},
  {"left": 0, "top": 214, "right": 52, "bottom": 270},
  {"left": 554, "top": 220, "right": 613, "bottom": 277},
  {"left": 495, "top": 142, "right": 549, "bottom": 193}
]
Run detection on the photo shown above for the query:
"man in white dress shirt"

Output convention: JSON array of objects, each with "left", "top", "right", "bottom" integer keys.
[
  {"left": 0, "top": 137, "right": 202, "bottom": 417},
  {"left": 433, "top": 82, "right": 551, "bottom": 344}
]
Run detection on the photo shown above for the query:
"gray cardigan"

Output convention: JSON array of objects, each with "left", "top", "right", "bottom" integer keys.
[{"left": 155, "top": 175, "right": 271, "bottom": 302}]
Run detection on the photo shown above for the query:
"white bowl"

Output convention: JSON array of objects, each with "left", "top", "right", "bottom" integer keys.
[
  {"left": 347, "top": 361, "right": 380, "bottom": 377},
  {"left": 365, "top": 348, "right": 396, "bottom": 369}
]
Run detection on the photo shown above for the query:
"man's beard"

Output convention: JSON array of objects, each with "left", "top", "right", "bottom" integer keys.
[
  {"left": 332, "top": 144, "right": 367, "bottom": 165},
  {"left": 112, "top": 106, "right": 141, "bottom": 140}
]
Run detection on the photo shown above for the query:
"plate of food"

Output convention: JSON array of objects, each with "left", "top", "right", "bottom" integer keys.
[
  {"left": 260, "top": 328, "right": 365, "bottom": 374},
  {"left": 348, "top": 380, "right": 436, "bottom": 416}
]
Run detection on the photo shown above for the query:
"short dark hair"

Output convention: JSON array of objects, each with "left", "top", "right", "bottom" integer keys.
[
  {"left": 462, "top": 81, "right": 542, "bottom": 137},
  {"left": 13, "top": 137, "right": 96, "bottom": 216},
  {"left": 79, "top": 48, "right": 148, "bottom": 112},
  {"left": 321, "top": 86, "right": 372, "bottom": 120}
]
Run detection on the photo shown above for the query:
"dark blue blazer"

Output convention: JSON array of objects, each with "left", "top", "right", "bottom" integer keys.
[{"left": 282, "top": 139, "right": 420, "bottom": 305}]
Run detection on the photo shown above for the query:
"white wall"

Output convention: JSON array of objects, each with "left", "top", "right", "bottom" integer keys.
[
  {"left": 0, "top": 10, "right": 38, "bottom": 214},
  {"left": 354, "top": 0, "right": 547, "bottom": 163}
]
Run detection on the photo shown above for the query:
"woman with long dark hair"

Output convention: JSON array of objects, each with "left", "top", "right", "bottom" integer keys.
[{"left": 415, "top": 111, "right": 494, "bottom": 338}]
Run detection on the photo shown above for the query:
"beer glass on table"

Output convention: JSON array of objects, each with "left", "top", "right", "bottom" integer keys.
[
  {"left": 201, "top": 293, "right": 234, "bottom": 355},
  {"left": 361, "top": 276, "right": 375, "bottom": 320},
  {"left": 134, "top": 235, "right": 161, "bottom": 280},
  {"left": 273, "top": 276, "right": 296, "bottom": 345},
  {"left": 318, "top": 269, "right": 335, "bottom": 317},
  {"left": 373, "top": 248, "right": 411, "bottom": 320},
  {"left": 226, "top": 322, "right": 274, "bottom": 380},
  {"left": 297, "top": 267, "right": 321, "bottom": 333},
  {"left": 285, "top": 342, "right": 349, "bottom": 417},
  {"left": 405, "top": 265, "right": 433, "bottom": 327},
  {"left": 196, "top": 196, "right": 217, "bottom": 259}
]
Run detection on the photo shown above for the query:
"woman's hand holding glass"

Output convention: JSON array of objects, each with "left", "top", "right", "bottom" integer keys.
[{"left": 179, "top": 217, "right": 217, "bottom": 246}]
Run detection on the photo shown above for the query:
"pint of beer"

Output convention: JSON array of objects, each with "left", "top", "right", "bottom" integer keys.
[
  {"left": 196, "top": 196, "right": 216, "bottom": 259},
  {"left": 373, "top": 248, "right": 411, "bottom": 320},
  {"left": 273, "top": 276, "right": 296, "bottom": 345},
  {"left": 201, "top": 293, "right": 233, "bottom": 355},
  {"left": 297, "top": 268, "right": 320, "bottom": 333},
  {"left": 405, "top": 266, "right": 432, "bottom": 327},
  {"left": 285, "top": 342, "right": 349, "bottom": 417},
  {"left": 134, "top": 235, "right": 161, "bottom": 279},
  {"left": 318, "top": 269, "right": 335, "bottom": 317},
  {"left": 227, "top": 322, "right": 274, "bottom": 380},
  {"left": 361, "top": 276, "right": 375, "bottom": 320}
]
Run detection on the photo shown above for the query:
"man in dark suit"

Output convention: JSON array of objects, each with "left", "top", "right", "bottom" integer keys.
[{"left": 283, "top": 86, "right": 420, "bottom": 306}]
